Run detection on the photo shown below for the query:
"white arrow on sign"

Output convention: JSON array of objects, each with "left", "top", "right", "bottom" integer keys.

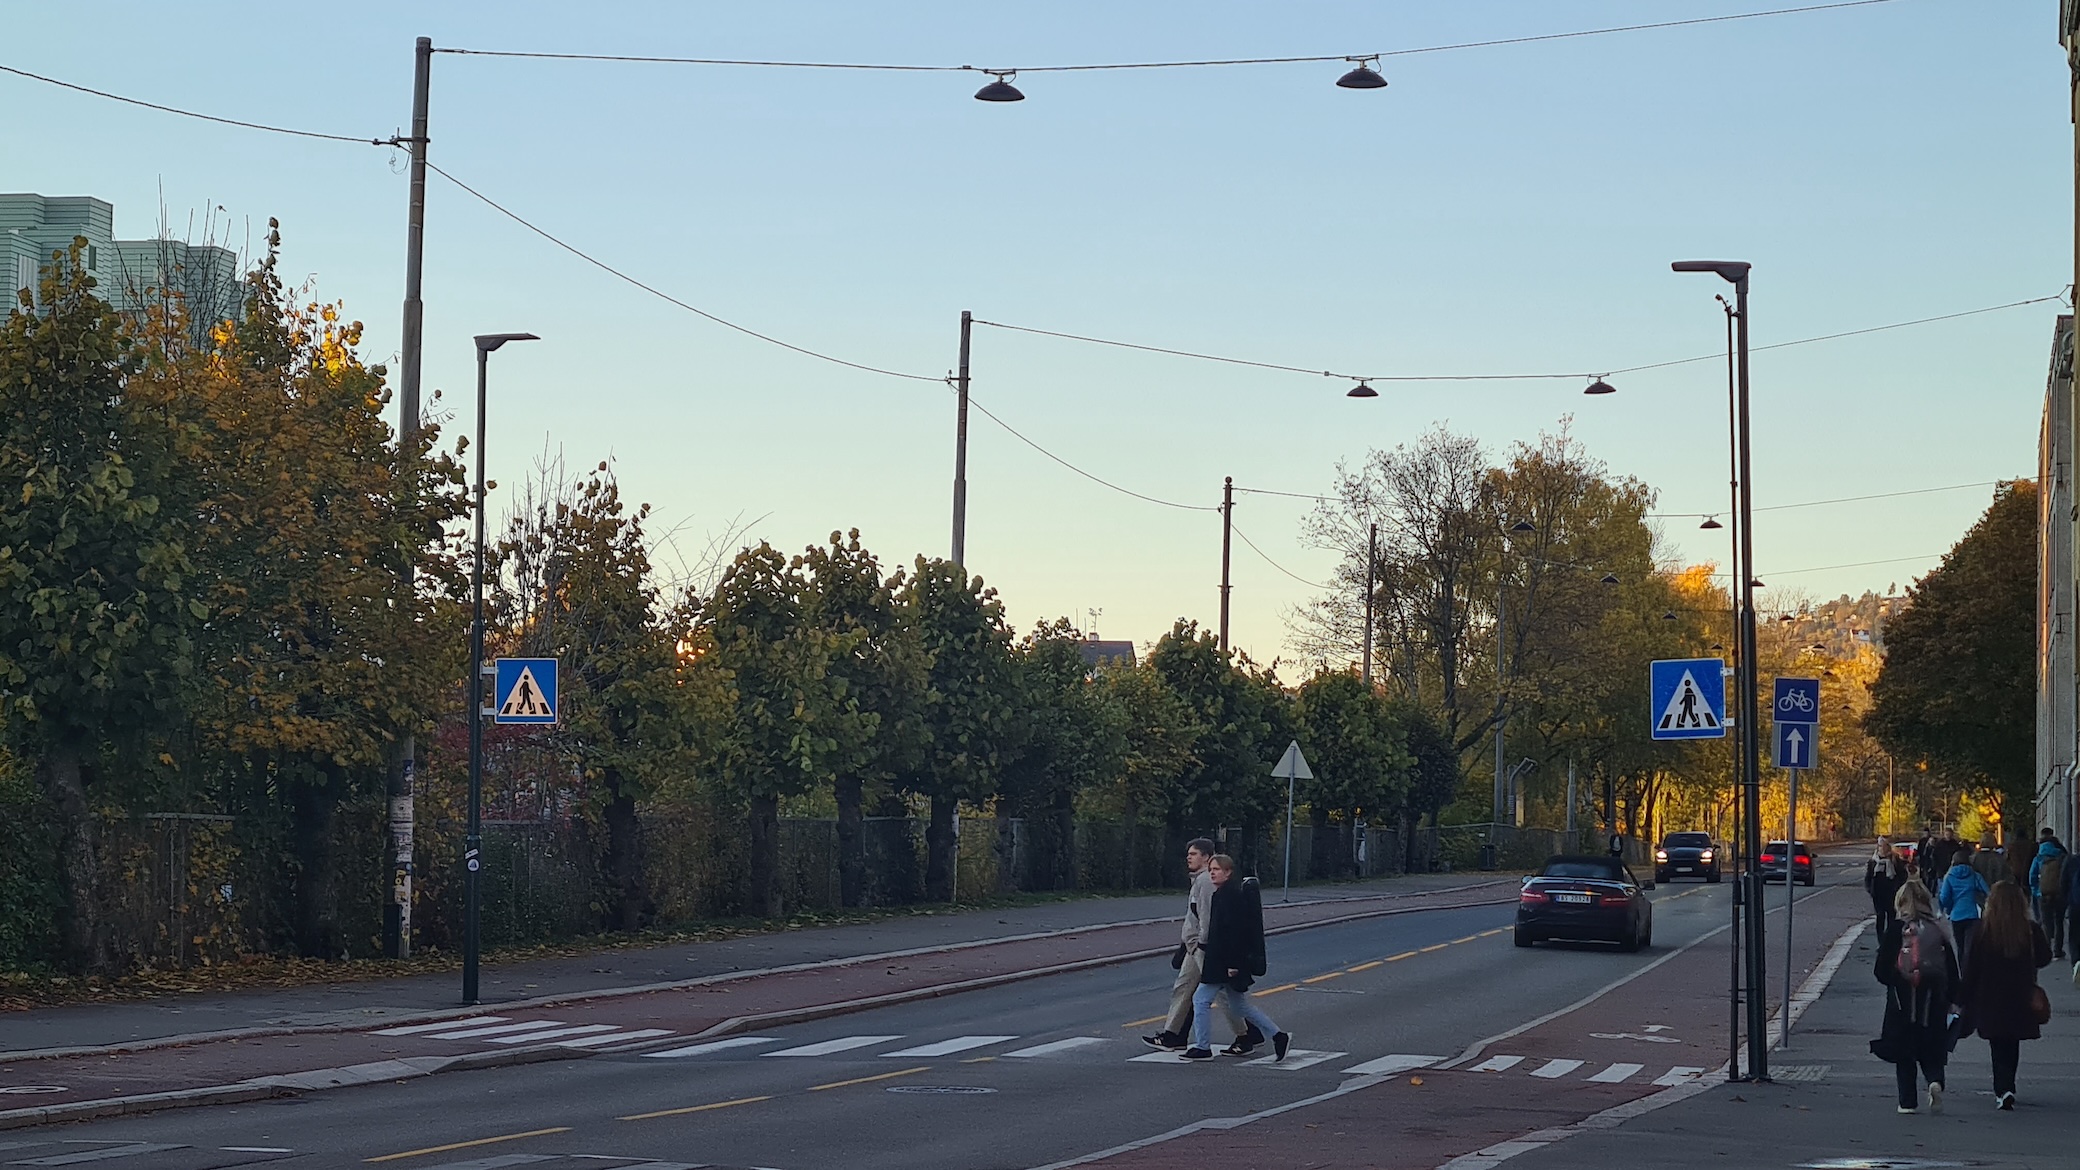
[
  {"left": 1271, "top": 740, "right": 1314, "bottom": 780},
  {"left": 1786, "top": 728, "right": 1805, "bottom": 767}
]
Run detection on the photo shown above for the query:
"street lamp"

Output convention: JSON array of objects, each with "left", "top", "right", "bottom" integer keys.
[
  {"left": 464, "top": 330, "right": 538, "bottom": 1005},
  {"left": 1673, "top": 256, "right": 1766, "bottom": 1082}
]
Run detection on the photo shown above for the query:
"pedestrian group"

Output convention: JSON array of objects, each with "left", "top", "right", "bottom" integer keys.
[{"left": 1145, "top": 838, "right": 1293, "bottom": 1063}]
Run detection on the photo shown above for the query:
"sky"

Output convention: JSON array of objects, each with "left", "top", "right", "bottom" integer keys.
[{"left": 3, "top": 1, "right": 2067, "bottom": 667}]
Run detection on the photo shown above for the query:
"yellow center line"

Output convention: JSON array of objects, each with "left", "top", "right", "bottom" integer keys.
[
  {"left": 1451, "top": 935, "right": 1480, "bottom": 944},
  {"left": 961, "top": 1056, "right": 996, "bottom": 1063},
  {"left": 620, "top": 1096, "right": 771, "bottom": 1122},
  {"left": 809, "top": 1066, "right": 929, "bottom": 1092},
  {"left": 1386, "top": 950, "right": 1420, "bottom": 961},
  {"left": 1301, "top": 971, "right": 1345, "bottom": 984},
  {"left": 364, "top": 1127, "right": 572, "bottom": 1163},
  {"left": 1251, "top": 982, "right": 1299, "bottom": 997},
  {"left": 1123, "top": 1014, "right": 1168, "bottom": 1028},
  {"left": 1346, "top": 960, "right": 1383, "bottom": 973},
  {"left": 1479, "top": 928, "right": 1508, "bottom": 938},
  {"left": 1419, "top": 943, "right": 1450, "bottom": 953}
]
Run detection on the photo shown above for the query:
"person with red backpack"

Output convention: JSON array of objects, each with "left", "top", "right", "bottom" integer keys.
[{"left": 1872, "top": 878, "right": 1960, "bottom": 1114}]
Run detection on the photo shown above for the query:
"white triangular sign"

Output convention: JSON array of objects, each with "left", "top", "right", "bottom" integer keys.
[
  {"left": 1655, "top": 670, "right": 1720, "bottom": 732},
  {"left": 1271, "top": 739, "right": 1314, "bottom": 780},
  {"left": 498, "top": 666, "right": 554, "bottom": 718}
]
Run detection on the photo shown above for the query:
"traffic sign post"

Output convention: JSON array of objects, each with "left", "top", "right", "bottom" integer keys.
[
  {"left": 1272, "top": 741, "right": 1313, "bottom": 904},
  {"left": 1650, "top": 659, "right": 1727, "bottom": 741},
  {"left": 1768, "top": 675, "right": 1818, "bottom": 1050}
]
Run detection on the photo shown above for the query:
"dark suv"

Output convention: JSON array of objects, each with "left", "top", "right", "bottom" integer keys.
[
  {"left": 1759, "top": 840, "right": 1816, "bottom": 886},
  {"left": 1655, "top": 831, "right": 1722, "bottom": 883}
]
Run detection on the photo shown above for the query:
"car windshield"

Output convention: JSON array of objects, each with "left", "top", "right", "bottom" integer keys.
[
  {"left": 1541, "top": 860, "right": 1624, "bottom": 880},
  {"left": 1765, "top": 841, "right": 1789, "bottom": 852},
  {"left": 1665, "top": 833, "right": 1711, "bottom": 848}
]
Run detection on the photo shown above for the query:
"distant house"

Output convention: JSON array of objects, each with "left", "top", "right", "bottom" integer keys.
[
  {"left": 3, "top": 193, "right": 242, "bottom": 340},
  {"left": 1077, "top": 639, "right": 1136, "bottom": 672}
]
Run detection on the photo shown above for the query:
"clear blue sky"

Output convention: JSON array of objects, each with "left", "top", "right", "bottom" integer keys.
[{"left": 4, "top": 1, "right": 2065, "bottom": 665}]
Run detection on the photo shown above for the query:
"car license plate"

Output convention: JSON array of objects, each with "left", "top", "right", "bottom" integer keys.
[
  {"left": 1676, "top": 866, "right": 1692, "bottom": 872},
  {"left": 1555, "top": 893, "right": 1592, "bottom": 904}
]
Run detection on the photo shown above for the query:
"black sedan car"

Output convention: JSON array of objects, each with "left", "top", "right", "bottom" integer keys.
[
  {"left": 1759, "top": 840, "right": 1816, "bottom": 886},
  {"left": 1515, "top": 855, "right": 1653, "bottom": 952},
  {"left": 1655, "top": 831, "right": 1722, "bottom": 883}
]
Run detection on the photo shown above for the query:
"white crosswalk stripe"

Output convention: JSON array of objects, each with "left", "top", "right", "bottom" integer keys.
[
  {"left": 1341, "top": 1054, "right": 1443, "bottom": 1076},
  {"left": 556, "top": 1028, "right": 675, "bottom": 1048},
  {"left": 483, "top": 1024, "right": 619, "bottom": 1044},
  {"left": 1529, "top": 1059, "right": 1586, "bottom": 1078},
  {"left": 644, "top": 1036, "right": 779, "bottom": 1059},
  {"left": 1243, "top": 1048, "right": 1346, "bottom": 1071},
  {"left": 1471, "top": 1055, "right": 1525, "bottom": 1072},
  {"left": 420, "top": 1020, "right": 573, "bottom": 1041},
  {"left": 883, "top": 1035, "right": 1018, "bottom": 1058},
  {"left": 1654, "top": 1066, "right": 1707, "bottom": 1086},
  {"left": 373, "top": 1016, "right": 509, "bottom": 1036},
  {"left": 1002, "top": 1037, "right": 1109, "bottom": 1058},
  {"left": 764, "top": 1035, "right": 903, "bottom": 1057},
  {"left": 1587, "top": 1062, "right": 1644, "bottom": 1083}
]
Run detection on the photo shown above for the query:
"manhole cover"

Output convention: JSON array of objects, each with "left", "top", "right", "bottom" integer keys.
[
  {"left": 886, "top": 1085, "right": 997, "bottom": 1095},
  {"left": 0, "top": 1086, "right": 66, "bottom": 1095},
  {"left": 1797, "top": 1160, "right": 1965, "bottom": 1169}
]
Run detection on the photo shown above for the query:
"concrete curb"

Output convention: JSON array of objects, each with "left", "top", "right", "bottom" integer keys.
[
  {"left": 0, "top": 879, "right": 1513, "bottom": 1065},
  {"left": 0, "top": 887, "right": 1516, "bottom": 1130}
]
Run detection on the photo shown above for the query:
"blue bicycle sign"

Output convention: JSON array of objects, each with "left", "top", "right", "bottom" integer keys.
[{"left": 1773, "top": 677, "right": 1819, "bottom": 726}]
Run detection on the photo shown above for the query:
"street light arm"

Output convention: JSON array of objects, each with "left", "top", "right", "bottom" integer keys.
[{"left": 1672, "top": 260, "right": 1751, "bottom": 291}]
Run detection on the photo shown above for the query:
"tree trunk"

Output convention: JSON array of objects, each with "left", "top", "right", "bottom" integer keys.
[
  {"left": 835, "top": 775, "right": 865, "bottom": 908},
  {"left": 1051, "top": 787, "right": 1078, "bottom": 891},
  {"left": 291, "top": 777, "right": 342, "bottom": 959},
  {"left": 748, "top": 794, "right": 782, "bottom": 918},
  {"left": 36, "top": 745, "right": 107, "bottom": 974},
  {"left": 600, "top": 770, "right": 650, "bottom": 932},
  {"left": 1308, "top": 803, "right": 1331, "bottom": 880},
  {"left": 924, "top": 795, "right": 958, "bottom": 902}
]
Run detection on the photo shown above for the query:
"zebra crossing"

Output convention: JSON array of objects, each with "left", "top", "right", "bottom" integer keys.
[
  {"left": 1467, "top": 1052, "right": 1707, "bottom": 1086},
  {"left": 370, "top": 1015, "right": 676, "bottom": 1050}
]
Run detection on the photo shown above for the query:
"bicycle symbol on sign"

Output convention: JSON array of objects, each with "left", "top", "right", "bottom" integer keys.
[{"left": 1777, "top": 690, "right": 1815, "bottom": 714}]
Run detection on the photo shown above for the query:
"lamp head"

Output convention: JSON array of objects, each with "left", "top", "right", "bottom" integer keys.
[
  {"left": 1670, "top": 260, "right": 1752, "bottom": 290},
  {"left": 1346, "top": 381, "right": 1379, "bottom": 398},
  {"left": 1600, "top": 573, "right": 1620, "bottom": 586},
  {"left": 974, "top": 71, "right": 1025, "bottom": 102},
  {"left": 1700, "top": 516, "right": 1723, "bottom": 530},
  {"left": 1335, "top": 58, "right": 1389, "bottom": 89},
  {"left": 475, "top": 332, "right": 539, "bottom": 353},
  {"left": 1509, "top": 520, "right": 1535, "bottom": 534},
  {"left": 1583, "top": 377, "right": 1616, "bottom": 396}
]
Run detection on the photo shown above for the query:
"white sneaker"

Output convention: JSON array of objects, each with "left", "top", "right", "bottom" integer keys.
[
  {"left": 1927, "top": 1083, "right": 1943, "bottom": 1114},
  {"left": 1896, "top": 1105, "right": 1916, "bottom": 1114}
]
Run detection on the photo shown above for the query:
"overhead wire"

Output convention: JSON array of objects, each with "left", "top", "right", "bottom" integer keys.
[
  {"left": 963, "top": 397, "right": 1216, "bottom": 512},
  {"left": 1230, "top": 523, "right": 1335, "bottom": 590},
  {"left": 0, "top": 62, "right": 388, "bottom": 145},
  {"left": 1655, "top": 478, "right": 2028, "bottom": 519}
]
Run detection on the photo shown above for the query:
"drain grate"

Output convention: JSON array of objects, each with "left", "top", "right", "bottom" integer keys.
[
  {"left": 1773, "top": 1064, "right": 1830, "bottom": 1083},
  {"left": 886, "top": 1085, "right": 998, "bottom": 1095}
]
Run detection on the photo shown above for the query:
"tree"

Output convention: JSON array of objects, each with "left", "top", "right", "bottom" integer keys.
[
  {"left": 0, "top": 242, "right": 196, "bottom": 972},
  {"left": 1147, "top": 621, "right": 1283, "bottom": 863},
  {"left": 997, "top": 619, "right": 1128, "bottom": 890},
  {"left": 899, "top": 558, "right": 1018, "bottom": 902},
  {"left": 1398, "top": 702, "right": 1461, "bottom": 870},
  {"left": 1293, "top": 669, "right": 1412, "bottom": 877},
  {"left": 693, "top": 543, "right": 855, "bottom": 917},
  {"left": 1868, "top": 482, "right": 2036, "bottom": 839},
  {"left": 799, "top": 530, "right": 926, "bottom": 908}
]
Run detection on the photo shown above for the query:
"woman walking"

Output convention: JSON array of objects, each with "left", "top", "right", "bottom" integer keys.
[
  {"left": 1957, "top": 882, "right": 2053, "bottom": 1110},
  {"left": 1872, "top": 879, "right": 1958, "bottom": 1114},
  {"left": 1867, "top": 837, "right": 1908, "bottom": 940},
  {"left": 1185, "top": 855, "right": 1292, "bottom": 1063},
  {"left": 1937, "top": 843, "right": 1991, "bottom": 967}
]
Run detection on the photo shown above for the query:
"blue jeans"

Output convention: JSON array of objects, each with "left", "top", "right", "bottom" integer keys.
[{"left": 1191, "top": 980, "right": 1279, "bottom": 1051}]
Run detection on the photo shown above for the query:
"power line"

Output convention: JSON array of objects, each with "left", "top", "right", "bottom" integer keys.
[
  {"left": 1231, "top": 523, "right": 1334, "bottom": 589},
  {"left": 1610, "top": 295, "right": 2065, "bottom": 376},
  {"left": 436, "top": 2, "right": 1903, "bottom": 74},
  {"left": 1657, "top": 478, "right": 2026, "bottom": 519},
  {"left": 0, "top": 62, "right": 387, "bottom": 145},
  {"left": 963, "top": 397, "right": 1216, "bottom": 512},
  {"left": 426, "top": 162, "right": 948, "bottom": 385},
  {"left": 1234, "top": 485, "right": 1337, "bottom": 503}
]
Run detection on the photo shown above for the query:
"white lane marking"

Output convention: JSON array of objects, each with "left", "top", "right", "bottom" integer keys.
[
  {"left": 421, "top": 1020, "right": 570, "bottom": 1041},
  {"left": 644, "top": 1036, "right": 779, "bottom": 1059},
  {"left": 1587, "top": 1063, "right": 1644, "bottom": 1083},
  {"left": 1003, "top": 1037, "right": 1109, "bottom": 1058},
  {"left": 883, "top": 1035, "right": 1019, "bottom": 1058},
  {"left": 409, "top": 1157, "right": 556, "bottom": 1169},
  {"left": 558, "top": 1028, "right": 675, "bottom": 1049},
  {"left": 483, "top": 1024, "right": 619, "bottom": 1044},
  {"left": 764, "top": 1035, "right": 902, "bottom": 1057},
  {"left": 1128, "top": 1051, "right": 1192, "bottom": 1063},
  {"left": 1243, "top": 1048, "right": 1347, "bottom": 1071},
  {"left": 1341, "top": 1054, "right": 1444, "bottom": 1076},
  {"left": 373, "top": 1016, "right": 509, "bottom": 1036},
  {"left": 1652, "top": 1066, "right": 1706, "bottom": 1086},
  {"left": 1470, "top": 1055, "right": 1525, "bottom": 1072},
  {"left": 1528, "top": 1059, "right": 1585, "bottom": 1079},
  {"left": 9, "top": 1146, "right": 187, "bottom": 1164}
]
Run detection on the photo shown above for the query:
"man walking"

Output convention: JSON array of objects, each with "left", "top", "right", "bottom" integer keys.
[
  {"left": 2028, "top": 828, "right": 2068, "bottom": 960},
  {"left": 1145, "top": 838, "right": 1254, "bottom": 1052}
]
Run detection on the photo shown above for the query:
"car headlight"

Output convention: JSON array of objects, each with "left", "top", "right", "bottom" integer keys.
[
  {"left": 1699, "top": 850, "right": 1714, "bottom": 861},
  {"left": 1655, "top": 850, "right": 1668, "bottom": 861}
]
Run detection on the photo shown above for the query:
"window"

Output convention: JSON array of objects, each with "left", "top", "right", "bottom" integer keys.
[
  {"left": 85, "top": 244, "right": 97, "bottom": 271},
  {"left": 14, "top": 256, "right": 32, "bottom": 305}
]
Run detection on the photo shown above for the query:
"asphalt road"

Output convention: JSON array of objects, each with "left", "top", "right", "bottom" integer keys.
[{"left": 3, "top": 855, "right": 1876, "bottom": 1170}]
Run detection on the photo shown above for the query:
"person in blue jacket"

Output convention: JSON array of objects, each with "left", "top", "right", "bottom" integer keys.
[
  {"left": 1938, "top": 843, "right": 1991, "bottom": 967},
  {"left": 2026, "top": 829, "right": 2069, "bottom": 959}
]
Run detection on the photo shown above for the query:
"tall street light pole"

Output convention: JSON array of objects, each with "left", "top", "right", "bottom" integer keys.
[
  {"left": 1219, "top": 477, "right": 1235, "bottom": 652},
  {"left": 1675, "top": 258, "right": 1765, "bottom": 1082},
  {"left": 463, "top": 331, "right": 538, "bottom": 1005},
  {"left": 951, "top": 310, "right": 972, "bottom": 566}
]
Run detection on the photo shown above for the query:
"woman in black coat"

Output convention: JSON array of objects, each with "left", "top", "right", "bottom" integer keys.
[
  {"left": 1865, "top": 838, "right": 1907, "bottom": 940},
  {"left": 1957, "top": 881, "right": 2053, "bottom": 1110},
  {"left": 1872, "top": 878, "right": 1959, "bottom": 1114},
  {"left": 1185, "top": 855, "right": 1291, "bottom": 1062}
]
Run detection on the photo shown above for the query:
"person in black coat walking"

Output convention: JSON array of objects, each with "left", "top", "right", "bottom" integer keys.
[
  {"left": 1184, "top": 855, "right": 1292, "bottom": 1062},
  {"left": 1956, "top": 881, "right": 2053, "bottom": 1110},
  {"left": 1871, "top": 878, "right": 1959, "bottom": 1114},
  {"left": 1866, "top": 837, "right": 1908, "bottom": 940}
]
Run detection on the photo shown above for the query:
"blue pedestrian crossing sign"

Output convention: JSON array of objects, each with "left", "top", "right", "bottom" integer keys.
[
  {"left": 1649, "top": 658, "right": 1726, "bottom": 741},
  {"left": 493, "top": 657, "right": 559, "bottom": 725},
  {"left": 1774, "top": 721, "right": 1817, "bottom": 769}
]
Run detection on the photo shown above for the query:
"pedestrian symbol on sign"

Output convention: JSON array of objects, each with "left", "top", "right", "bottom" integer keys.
[
  {"left": 1656, "top": 671, "right": 1720, "bottom": 733},
  {"left": 499, "top": 666, "right": 553, "bottom": 718}
]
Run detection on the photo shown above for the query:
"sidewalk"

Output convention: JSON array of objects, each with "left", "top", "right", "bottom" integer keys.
[
  {"left": 1498, "top": 913, "right": 2080, "bottom": 1170},
  {"left": 0, "top": 873, "right": 1518, "bottom": 1130},
  {"left": 0, "top": 871, "right": 1495, "bottom": 1056}
]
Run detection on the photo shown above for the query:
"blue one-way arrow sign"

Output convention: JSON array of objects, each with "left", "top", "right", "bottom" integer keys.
[{"left": 1774, "top": 721, "right": 1816, "bottom": 769}]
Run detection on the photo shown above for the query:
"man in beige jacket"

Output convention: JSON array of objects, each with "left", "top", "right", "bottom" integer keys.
[{"left": 1144, "top": 838, "right": 1254, "bottom": 1052}]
